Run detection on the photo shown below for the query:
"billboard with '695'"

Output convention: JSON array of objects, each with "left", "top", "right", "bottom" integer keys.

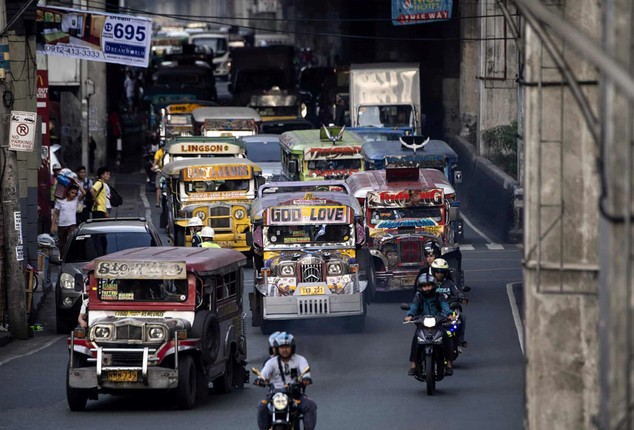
[{"left": 36, "top": 5, "right": 152, "bottom": 68}]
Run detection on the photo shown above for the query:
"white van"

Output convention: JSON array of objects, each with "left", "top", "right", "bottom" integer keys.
[{"left": 189, "top": 32, "right": 231, "bottom": 80}]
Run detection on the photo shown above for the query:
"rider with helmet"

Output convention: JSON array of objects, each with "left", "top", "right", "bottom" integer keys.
[
  {"left": 404, "top": 273, "right": 455, "bottom": 375},
  {"left": 414, "top": 241, "right": 443, "bottom": 290},
  {"left": 200, "top": 226, "right": 221, "bottom": 248},
  {"left": 255, "top": 332, "right": 317, "bottom": 430},
  {"left": 432, "top": 258, "right": 468, "bottom": 350},
  {"left": 187, "top": 217, "right": 204, "bottom": 247}
]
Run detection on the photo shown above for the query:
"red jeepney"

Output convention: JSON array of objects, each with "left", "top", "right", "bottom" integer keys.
[
  {"left": 66, "top": 247, "right": 247, "bottom": 411},
  {"left": 346, "top": 168, "right": 464, "bottom": 291}
]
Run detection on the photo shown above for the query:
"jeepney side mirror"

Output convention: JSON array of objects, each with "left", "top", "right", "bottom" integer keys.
[
  {"left": 252, "top": 224, "right": 264, "bottom": 250},
  {"left": 454, "top": 170, "right": 463, "bottom": 184}
]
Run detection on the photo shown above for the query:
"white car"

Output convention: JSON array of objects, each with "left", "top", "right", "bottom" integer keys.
[{"left": 239, "top": 134, "right": 283, "bottom": 181}]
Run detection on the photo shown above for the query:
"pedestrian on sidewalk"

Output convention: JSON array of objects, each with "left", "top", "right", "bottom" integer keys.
[
  {"left": 75, "top": 165, "right": 93, "bottom": 224},
  {"left": 91, "top": 167, "right": 111, "bottom": 219},
  {"left": 51, "top": 181, "right": 85, "bottom": 253}
]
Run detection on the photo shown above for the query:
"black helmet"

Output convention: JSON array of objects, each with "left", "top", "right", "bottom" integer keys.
[
  {"left": 417, "top": 273, "right": 436, "bottom": 286},
  {"left": 424, "top": 241, "right": 441, "bottom": 258}
]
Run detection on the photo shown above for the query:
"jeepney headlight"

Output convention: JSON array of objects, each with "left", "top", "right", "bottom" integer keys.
[
  {"left": 60, "top": 272, "right": 75, "bottom": 289},
  {"left": 423, "top": 317, "right": 437, "bottom": 328},
  {"left": 93, "top": 325, "right": 112, "bottom": 340},
  {"left": 327, "top": 262, "right": 343, "bottom": 275},
  {"left": 272, "top": 392, "right": 289, "bottom": 410},
  {"left": 280, "top": 264, "right": 295, "bottom": 276},
  {"left": 147, "top": 325, "right": 166, "bottom": 341},
  {"left": 235, "top": 209, "right": 246, "bottom": 220},
  {"left": 194, "top": 210, "right": 206, "bottom": 220}
]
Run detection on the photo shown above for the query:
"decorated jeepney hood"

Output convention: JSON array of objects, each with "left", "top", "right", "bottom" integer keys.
[{"left": 362, "top": 138, "right": 458, "bottom": 169}]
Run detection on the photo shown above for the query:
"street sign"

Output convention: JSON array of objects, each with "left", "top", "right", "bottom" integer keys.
[{"left": 9, "top": 111, "right": 37, "bottom": 152}]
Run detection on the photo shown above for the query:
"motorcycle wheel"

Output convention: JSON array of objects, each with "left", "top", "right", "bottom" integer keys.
[{"left": 425, "top": 354, "right": 436, "bottom": 395}]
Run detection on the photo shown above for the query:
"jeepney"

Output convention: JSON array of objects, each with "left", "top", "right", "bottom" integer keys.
[
  {"left": 161, "top": 158, "right": 264, "bottom": 249},
  {"left": 192, "top": 107, "right": 261, "bottom": 138},
  {"left": 346, "top": 167, "right": 464, "bottom": 291},
  {"left": 249, "top": 181, "right": 375, "bottom": 333},
  {"left": 362, "top": 136, "right": 463, "bottom": 186},
  {"left": 279, "top": 126, "right": 366, "bottom": 181},
  {"left": 160, "top": 102, "right": 217, "bottom": 139},
  {"left": 163, "top": 136, "right": 247, "bottom": 165},
  {"left": 66, "top": 246, "right": 247, "bottom": 411}
]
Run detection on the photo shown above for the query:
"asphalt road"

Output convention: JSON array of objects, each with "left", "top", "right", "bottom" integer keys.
[{"left": 0, "top": 171, "right": 525, "bottom": 429}]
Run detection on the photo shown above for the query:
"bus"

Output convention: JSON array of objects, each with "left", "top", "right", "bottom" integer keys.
[
  {"left": 161, "top": 158, "right": 264, "bottom": 250},
  {"left": 279, "top": 126, "right": 366, "bottom": 181}
]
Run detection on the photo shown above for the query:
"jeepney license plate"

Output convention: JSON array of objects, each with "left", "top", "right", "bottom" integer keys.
[
  {"left": 299, "top": 286, "right": 325, "bottom": 295},
  {"left": 106, "top": 370, "right": 138, "bottom": 382}
]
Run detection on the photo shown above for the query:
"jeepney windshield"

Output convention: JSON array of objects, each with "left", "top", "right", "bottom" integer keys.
[
  {"left": 97, "top": 278, "right": 188, "bottom": 302},
  {"left": 185, "top": 179, "right": 250, "bottom": 193},
  {"left": 266, "top": 224, "right": 352, "bottom": 245},
  {"left": 369, "top": 207, "right": 442, "bottom": 225},
  {"left": 306, "top": 158, "right": 362, "bottom": 172}
]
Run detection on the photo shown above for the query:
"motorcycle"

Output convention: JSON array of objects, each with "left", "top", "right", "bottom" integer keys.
[
  {"left": 253, "top": 366, "right": 310, "bottom": 430},
  {"left": 402, "top": 304, "right": 454, "bottom": 395}
]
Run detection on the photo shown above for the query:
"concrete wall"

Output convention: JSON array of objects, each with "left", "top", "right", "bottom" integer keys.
[
  {"left": 522, "top": 1, "right": 601, "bottom": 428},
  {"left": 449, "top": 136, "right": 518, "bottom": 243}
]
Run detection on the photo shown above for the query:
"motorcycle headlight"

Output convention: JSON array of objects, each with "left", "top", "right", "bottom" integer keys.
[
  {"left": 280, "top": 264, "right": 295, "bottom": 276},
  {"left": 147, "top": 325, "right": 166, "bottom": 341},
  {"left": 423, "top": 317, "right": 437, "bottom": 328},
  {"left": 327, "top": 262, "right": 343, "bottom": 275},
  {"left": 272, "top": 392, "right": 289, "bottom": 410},
  {"left": 60, "top": 272, "right": 75, "bottom": 289},
  {"left": 235, "top": 209, "right": 246, "bottom": 220},
  {"left": 93, "top": 325, "right": 112, "bottom": 340}
]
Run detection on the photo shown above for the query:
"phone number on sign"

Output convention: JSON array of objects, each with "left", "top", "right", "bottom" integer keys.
[{"left": 44, "top": 44, "right": 102, "bottom": 59}]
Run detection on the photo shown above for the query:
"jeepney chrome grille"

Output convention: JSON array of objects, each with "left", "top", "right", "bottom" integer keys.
[
  {"left": 298, "top": 297, "right": 329, "bottom": 316},
  {"left": 210, "top": 207, "right": 230, "bottom": 216},
  {"left": 208, "top": 206, "right": 231, "bottom": 229},
  {"left": 110, "top": 351, "right": 144, "bottom": 366},
  {"left": 399, "top": 238, "right": 422, "bottom": 264},
  {"left": 300, "top": 258, "right": 323, "bottom": 283},
  {"left": 116, "top": 325, "right": 143, "bottom": 340}
]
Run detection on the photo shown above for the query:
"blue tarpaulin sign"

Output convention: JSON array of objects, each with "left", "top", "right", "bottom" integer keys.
[{"left": 392, "top": 0, "right": 453, "bottom": 26}]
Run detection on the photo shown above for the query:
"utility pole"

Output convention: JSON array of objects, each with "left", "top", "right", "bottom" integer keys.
[{"left": 0, "top": 0, "right": 28, "bottom": 339}]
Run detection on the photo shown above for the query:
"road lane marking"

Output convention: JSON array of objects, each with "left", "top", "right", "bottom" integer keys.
[
  {"left": 0, "top": 336, "right": 63, "bottom": 367},
  {"left": 460, "top": 244, "right": 475, "bottom": 251},
  {"left": 140, "top": 185, "right": 151, "bottom": 220},
  {"left": 506, "top": 282, "right": 524, "bottom": 356},
  {"left": 486, "top": 243, "right": 505, "bottom": 250},
  {"left": 462, "top": 213, "right": 495, "bottom": 244}
]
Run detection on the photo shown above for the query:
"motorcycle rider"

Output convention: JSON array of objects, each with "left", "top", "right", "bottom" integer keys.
[
  {"left": 432, "top": 258, "right": 468, "bottom": 350},
  {"left": 187, "top": 217, "right": 203, "bottom": 247},
  {"left": 414, "top": 241, "right": 442, "bottom": 290},
  {"left": 404, "top": 273, "right": 455, "bottom": 376},
  {"left": 255, "top": 332, "right": 317, "bottom": 430}
]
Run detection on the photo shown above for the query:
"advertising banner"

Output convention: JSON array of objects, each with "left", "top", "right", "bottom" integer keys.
[
  {"left": 392, "top": 0, "right": 453, "bottom": 26},
  {"left": 36, "top": 6, "right": 152, "bottom": 67}
]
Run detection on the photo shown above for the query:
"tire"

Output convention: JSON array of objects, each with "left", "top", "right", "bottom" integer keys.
[
  {"left": 174, "top": 226, "right": 186, "bottom": 247},
  {"left": 176, "top": 355, "right": 197, "bottom": 410},
  {"left": 425, "top": 353, "right": 436, "bottom": 395},
  {"left": 213, "top": 353, "right": 235, "bottom": 394},
  {"left": 66, "top": 354, "right": 89, "bottom": 411},
  {"left": 191, "top": 311, "right": 220, "bottom": 365}
]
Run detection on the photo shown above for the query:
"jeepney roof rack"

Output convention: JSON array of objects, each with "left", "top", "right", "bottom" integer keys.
[{"left": 258, "top": 180, "right": 350, "bottom": 197}]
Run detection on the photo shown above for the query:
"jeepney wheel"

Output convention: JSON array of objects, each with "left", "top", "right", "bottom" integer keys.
[
  {"left": 174, "top": 226, "right": 186, "bottom": 247},
  {"left": 159, "top": 203, "right": 167, "bottom": 229},
  {"left": 212, "top": 349, "right": 235, "bottom": 394},
  {"left": 66, "top": 354, "right": 89, "bottom": 411},
  {"left": 175, "top": 354, "right": 197, "bottom": 410},
  {"left": 191, "top": 311, "right": 220, "bottom": 365}
]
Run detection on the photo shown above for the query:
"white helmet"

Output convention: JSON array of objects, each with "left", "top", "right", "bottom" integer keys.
[
  {"left": 188, "top": 216, "right": 203, "bottom": 227},
  {"left": 200, "top": 226, "right": 215, "bottom": 239}
]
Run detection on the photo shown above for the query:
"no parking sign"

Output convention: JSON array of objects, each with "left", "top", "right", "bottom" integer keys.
[{"left": 9, "top": 111, "right": 36, "bottom": 152}]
